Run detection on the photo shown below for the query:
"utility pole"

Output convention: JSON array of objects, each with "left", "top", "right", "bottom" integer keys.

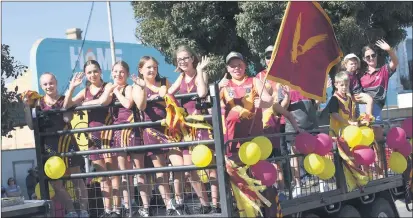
[{"left": 107, "top": 1, "right": 116, "bottom": 66}]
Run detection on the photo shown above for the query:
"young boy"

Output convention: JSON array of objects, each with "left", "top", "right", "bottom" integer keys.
[{"left": 329, "top": 71, "right": 357, "bottom": 137}]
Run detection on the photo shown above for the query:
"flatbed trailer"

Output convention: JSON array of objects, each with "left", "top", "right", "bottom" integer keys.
[
  {"left": 26, "top": 84, "right": 412, "bottom": 217},
  {"left": 1, "top": 200, "right": 51, "bottom": 217}
]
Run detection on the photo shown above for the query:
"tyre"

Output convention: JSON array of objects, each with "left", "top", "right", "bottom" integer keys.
[
  {"left": 338, "top": 205, "right": 361, "bottom": 217},
  {"left": 362, "top": 198, "right": 396, "bottom": 218}
]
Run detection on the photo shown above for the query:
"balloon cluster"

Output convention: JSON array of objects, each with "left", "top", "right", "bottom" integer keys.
[
  {"left": 237, "top": 136, "right": 278, "bottom": 187},
  {"left": 296, "top": 133, "right": 335, "bottom": 180},
  {"left": 386, "top": 118, "right": 412, "bottom": 174},
  {"left": 341, "top": 126, "right": 376, "bottom": 167}
]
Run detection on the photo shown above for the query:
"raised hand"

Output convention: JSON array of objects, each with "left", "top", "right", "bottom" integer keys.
[
  {"left": 375, "top": 39, "right": 392, "bottom": 51},
  {"left": 196, "top": 56, "right": 210, "bottom": 73},
  {"left": 281, "top": 84, "right": 290, "bottom": 95},
  {"left": 218, "top": 73, "right": 230, "bottom": 89},
  {"left": 69, "top": 72, "right": 85, "bottom": 89},
  {"left": 131, "top": 74, "right": 146, "bottom": 87}
]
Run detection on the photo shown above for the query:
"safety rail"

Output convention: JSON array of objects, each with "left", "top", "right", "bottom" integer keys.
[
  {"left": 32, "top": 84, "right": 233, "bottom": 217},
  {"left": 31, "top": 82, "right": 411, "bottom": 217},
  {"left": 223, "top": 116, "right": 410, "bottom": 216}
]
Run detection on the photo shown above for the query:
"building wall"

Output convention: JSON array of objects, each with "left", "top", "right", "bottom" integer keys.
[
  {"left": 1, "top": 70, "right": 35, "bottom": 150},
  {"left": 1, "top": 148, "right": 37, "bottom": 199}
]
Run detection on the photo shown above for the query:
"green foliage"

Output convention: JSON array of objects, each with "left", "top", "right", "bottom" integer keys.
[
  {"left": 1, "top": 44, "right": 27, "bottom": 137},
  {"left": 132, "top": 1, "right": 413, "bottom": 82}
]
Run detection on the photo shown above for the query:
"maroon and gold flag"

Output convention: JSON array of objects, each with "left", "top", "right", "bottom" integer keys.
[{"left": 266, "top": 1, "right": 343, "bottom": 102}]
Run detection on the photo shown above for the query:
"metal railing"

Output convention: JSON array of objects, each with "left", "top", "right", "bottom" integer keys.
[{"left": 32, "top": 84, "right": 233, "bottom": 217}]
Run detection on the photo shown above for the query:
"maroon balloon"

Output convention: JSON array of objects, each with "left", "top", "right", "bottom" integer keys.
[
  {"left": 386, "top": 127, "right": 407, "bottom": 150},
  {"left": 315, "top": 133, "right": 333, "bottom": 156},
  {"left": 401, "top": 118, "right": 412, "bottom": 138},
  {"left": 352, "top": 145, "right": 376, "bottom": 166},
  {"left": 250, "top": 160, "right": 277, "bottom": 187},
  {"left": 295, "top": 132, "right": 316, "bottom": 154},
  {"left": 394, "top": 140, "right": 412, "bottom": 157}
]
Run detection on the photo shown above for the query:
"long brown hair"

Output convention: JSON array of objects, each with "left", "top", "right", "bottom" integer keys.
[
  {"left": 112, "top": 60, "right": 130, "bottom": 77},
  {"left": 138, "top": 56, "right": 164, "bottom": 82},
  {"left": 173, "top": 45, "right": 199, "bottom": 73},
  {"left": 83, "top": 60, "right": 103, "bottom": 87}
]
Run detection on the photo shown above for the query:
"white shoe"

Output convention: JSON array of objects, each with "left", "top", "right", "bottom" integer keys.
[
  {"left": 319, "top": 181, "right": 329, "bottom": 193},
  {"left": 292, "top": 186, "right": 302, "bottom": 198}
]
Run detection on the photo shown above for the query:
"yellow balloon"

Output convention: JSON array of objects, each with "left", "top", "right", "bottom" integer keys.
[
  {"left": 252, "top": 136, "right": 273, "bottom": 160},
  {"left": 389, "top": 152, "right": 407, "bottom": 174},
  {"left": 44, "top": 156, "right": 66, "bottom": 179},
  {"left": 239, "top": 142, "right": 261, "bottom": 166},
  {"left": 197, "top": 170, "right": 209, "bottom": 183},
  {"left": 35, "top": 182, "right": 55, "bottom": 199},
  {"left": 304, "top": 153, "right": 325, "bottom": 175},
  {"left": 191, "top": 145, "right": 212, "bottom": 167},
  {"left": 343, "top": 126, "right": 363, "bottom": 148},
  {"left": 317, "top": 157, "right": 335, "bottom": 180},
  {"left": 359, "top": 126, "right": 375, "bottom": 146}
]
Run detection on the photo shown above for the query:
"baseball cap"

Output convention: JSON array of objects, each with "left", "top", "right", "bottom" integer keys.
[
  {"left": 343, "top": 53, "right": 360, "bottom": 64},
  {"left": 225, "top": 51, "right": 245, "bottom": 64},
  {"left": 265, "top": 45, "right": 274, "bottom": 54}
]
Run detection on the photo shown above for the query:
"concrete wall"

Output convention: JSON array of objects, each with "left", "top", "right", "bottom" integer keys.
[{"left": 1, "top": 148, "right": 37, "bottom": 199}]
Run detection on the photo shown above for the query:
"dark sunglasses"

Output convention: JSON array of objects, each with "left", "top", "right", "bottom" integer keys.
[
  {"left": 365, "top": 53, "right": 377, "bottom": 61},
  {"left": 265, "top": 55, "right": 272, "bottom": 60}
]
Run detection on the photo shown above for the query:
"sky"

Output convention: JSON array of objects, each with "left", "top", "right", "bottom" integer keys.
[
  {"left": 2, "top": 1, "right": 138, "bottom": 68},
  {"left": 1, "top": 1, "right": 412, "bottom": 82}
]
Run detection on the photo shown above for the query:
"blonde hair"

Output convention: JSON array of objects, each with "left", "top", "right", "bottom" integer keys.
[
  {"left": 173, "top": 45, "right": 199, "bottom": 73},
  {"left": 335, "top": 71, "right": 350, "bottom": 83},
  {"left": 340, "top": 57, "right": 360, "bottom": 72},
  {"left": 40, "top": 72, "right": 57, "bottom": 83}
]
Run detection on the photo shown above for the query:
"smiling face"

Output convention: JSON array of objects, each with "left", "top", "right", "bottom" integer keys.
[
  {"left": 85, "top": 64, "right": 102, "bottom": 85},
  {"left": 112, "top": 63, "right": 128, "bottom": 85},
  {"left": 363, "top": 48, "right": 377, "bottom": 68},
  {"left": 139, "top": 59, "right": 158, "bottom": 81},
  {"left": 226, "top": 58, "right": 246, "bottom": 80},
  {"left": 40, "top": 74, "right": 57, "bottom": 96},
  {"left": 176, "top": 51, "right": 194, "bottom": 72}
]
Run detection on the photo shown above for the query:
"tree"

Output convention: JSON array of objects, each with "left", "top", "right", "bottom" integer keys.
[
  {"left": 132, "top": 1, "right": 413, "bottom": 82},
  {"left": 1, "top": 44, "right": 27, "bottom": 137}
]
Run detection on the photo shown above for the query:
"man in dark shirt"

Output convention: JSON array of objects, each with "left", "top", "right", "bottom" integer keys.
[{"left": 26, "top": 168, "right": 39, "bottom": 200}]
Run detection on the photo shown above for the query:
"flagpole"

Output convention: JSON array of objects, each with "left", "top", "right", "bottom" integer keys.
[{"left": 107, "top": 1, "right": 116, "bottom": 65}]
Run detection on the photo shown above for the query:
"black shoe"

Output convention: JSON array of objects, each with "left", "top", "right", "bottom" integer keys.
[
  {"left": 166, "top": 208, "right": 176, "bottom": 216},
  {"left": 124, "top": 208, "right": 138, "bottom": 217},
  {"left": 196, "top": 205, "right": 212, "bottom": 214},
  {"left": 99, "top": 211, "right": 112, "bottom": 218},
  {"left": 211, "top": 206, "right": 221, "bottom": 214},
  {"left": 175, "top": 204, "right": 191, "bottom": 215}
]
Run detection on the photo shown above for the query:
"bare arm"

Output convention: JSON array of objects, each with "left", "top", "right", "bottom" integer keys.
[
  {"left": 254, "top": 77, "right": 274, "bottom": 108},
  {"left": 167, "top": 74, "right": 183, "bottom": 95},
  {"left": 376, "top": 40, "right": 398, "bottom": 72},
  {"left": 63, "top": 89, "right": 85, "bottom": 109},
  {"left": 273, "top": 103, "right": 302, "bottom": 132},
  {"left": 63, "top": 72, "right": 86, "bottom": 109},
  {"left": 99, "top": 83, "right": 115, "bottom": 106},
  {"left": 195, "top": 72, "right": 208, "bottom": 98},
  {"left": 114, "top": 86, "right": 134, "bottom": 109},
  {"left": 133, "top": 85, "right": 146, "bottom": 111}
]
